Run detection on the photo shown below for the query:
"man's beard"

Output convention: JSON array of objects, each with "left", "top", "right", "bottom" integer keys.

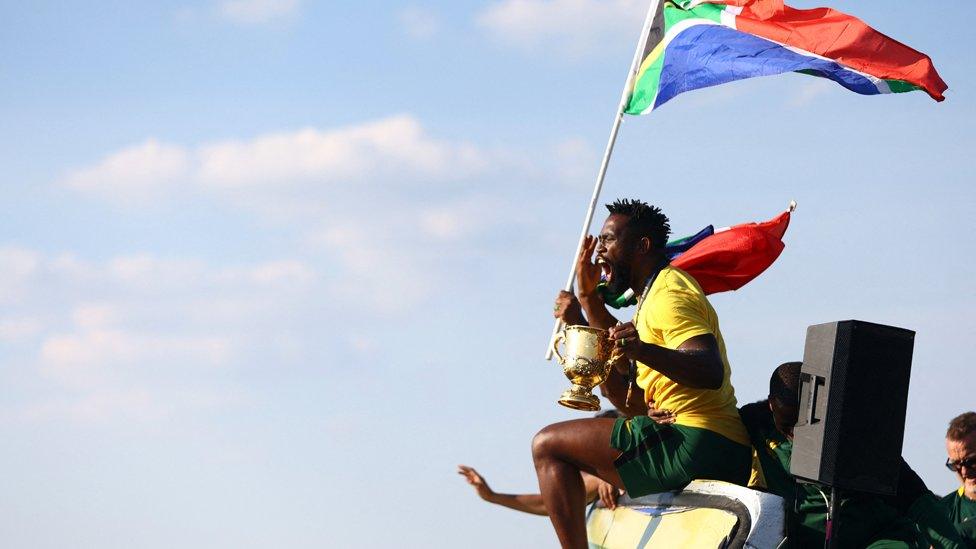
[{"left": 606, "top": 261, "right": 633, "bottom": 296}]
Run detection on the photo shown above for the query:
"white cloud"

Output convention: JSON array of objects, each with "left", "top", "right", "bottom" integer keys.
[
  {"left": 62, "top": 115, "right": 489, "bottom": 207},
  {"left": 23, "top": 389, "right": 164, "bottom": 423},
  {"left": 0, "top": 317, "right": 43, "bottom": 341},
  {"left": 312, "top": 224, "right": 432, "bottom": 315},
  {"left": 246, "top": 260, "right": 314, "bottom": 285},
  {"left": 40, "top": 329, "right": 233, "bottom": 389},
  {"left": 419, "top": 196, "right": 502, "bottom": 241},
  {"left": 399, "top": 6, "right": 441, "bottom": 39},
  {"left": 71, "top": 303, "right": 120, "bottom": 330},
  {"left": 217, "top": 0, "right": 300, "bottom": 25},
  {"left": 21, "top": 388, "right": 242, "bottom": 423},
  {"left": 0, "top": 248, "right": 319, "bottom": 423},
  {"left": 476, "top": 0, "right": 644, "bottom": 56},
  {"left": 0, "top": 247, "right": 40, "bottom": 303},
  {"left": 107, "top": 254, "right": 204, "bottom": 289},
  {"left": 58, "top": 115, "right": 546, "bottom": 322},
  {"left": 62, "top": 139, "right": 190, "bottom": 205},
  {"left": 196, "top": 115, "right": 486, "bottom": 187}
]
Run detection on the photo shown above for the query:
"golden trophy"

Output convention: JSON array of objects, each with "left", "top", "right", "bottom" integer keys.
[{"left": 550, "top": 325, "right": 618, "bottom": 411}]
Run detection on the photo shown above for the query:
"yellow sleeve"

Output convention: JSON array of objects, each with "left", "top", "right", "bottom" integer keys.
[
  {"left": 647, "top": 287, "right": 713, "bottom": 349},
  {"left": 748, "top": 449, "right": 767, "bottom": 490}
]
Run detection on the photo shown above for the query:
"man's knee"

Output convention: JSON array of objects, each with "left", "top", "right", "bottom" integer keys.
[{"left": 532, "top": 424, "right": 562, "bottom": 462}]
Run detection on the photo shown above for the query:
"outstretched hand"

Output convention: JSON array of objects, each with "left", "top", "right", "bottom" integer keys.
[{"left": 457, "top": 465, "right": 494, "bottom": 501}]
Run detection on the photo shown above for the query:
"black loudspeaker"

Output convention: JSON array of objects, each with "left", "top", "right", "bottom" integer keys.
[{"left": 790, "top": 320, "right": 915, "bottom": 495}]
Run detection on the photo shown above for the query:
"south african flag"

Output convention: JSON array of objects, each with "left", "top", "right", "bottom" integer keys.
[{"left": 626, "top": 0, "right": 948, "bottom": 114}]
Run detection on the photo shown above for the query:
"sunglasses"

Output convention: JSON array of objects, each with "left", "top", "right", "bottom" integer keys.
[{"left": 945, "top": 456, "right": 976, "bottom": 473}]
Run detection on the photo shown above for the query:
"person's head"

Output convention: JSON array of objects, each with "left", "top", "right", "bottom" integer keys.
[
  {"left": 597, "top": 199, "right": 671, "bottom": 294},
  {"left": 945, "top": 411, "right": 976, "bottom": 500},
  {"left": 768, "top": 361, "right": 802, "bottom": 438}
]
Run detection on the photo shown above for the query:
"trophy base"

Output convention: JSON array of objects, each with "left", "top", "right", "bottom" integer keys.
[{"left": 557, "top": 386, "right": 601, "bottom": 412}]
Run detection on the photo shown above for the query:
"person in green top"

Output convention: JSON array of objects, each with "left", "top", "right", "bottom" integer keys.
[
  {"left": 941, "top": 412, "right": 976, "bottom": 547},
  {"left": 656, "top": 361, "right": 963, "bottom": 548}
]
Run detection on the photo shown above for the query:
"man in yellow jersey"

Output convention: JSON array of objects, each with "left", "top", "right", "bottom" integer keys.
[
  {"left": 940, "top": 412, "right": 976, "bottom": 546},
  {"left": 534, "top": 199, "right": 751, "bottom": 549}
]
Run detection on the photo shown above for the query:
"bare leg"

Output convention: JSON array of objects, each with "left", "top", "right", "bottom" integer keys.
[{"left": 532, "top": 418, "right": 624, "bottom": 549}]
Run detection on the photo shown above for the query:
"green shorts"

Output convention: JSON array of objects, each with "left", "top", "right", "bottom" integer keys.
[{"left": 611, "top": 416, "right": 751, "bottom": 497}]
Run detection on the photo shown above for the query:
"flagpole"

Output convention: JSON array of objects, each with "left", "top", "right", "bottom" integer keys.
[{"left": 545, "top": 0, "right": 661, "bottom": 360}]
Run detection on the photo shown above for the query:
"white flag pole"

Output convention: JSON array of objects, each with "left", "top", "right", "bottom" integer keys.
[{"left": 545, "top": 0, "right": 662, "bottom": 360}]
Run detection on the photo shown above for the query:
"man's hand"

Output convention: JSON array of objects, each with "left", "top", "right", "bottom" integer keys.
[
  {"left": 575, "top": 235, "right": 603, "bottom": 298},
  {"left": 608, "top": 322, "right": 642, "bottom": 361},
  {"left": 610, "top": 329, "right": 725, "bottom": 390},
  {"left": 457, "top": 465, "right": 494, "bottom": 501},
  {"left": 595, "top": 479, "right": 623, "bottom": 510},
  {"left": 553, "top": 290, "right": 585, "bottom": 325},
  {"left": 646, "top": 400, "right": 676, "bottom": 425}
]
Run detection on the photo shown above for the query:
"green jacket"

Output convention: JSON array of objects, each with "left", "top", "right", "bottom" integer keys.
[
  {"left": 738, "top": 401, "right": 962, "bottom": 549},
  {"left": 940, "top": 489, "right": 976, "bottom": 547}
]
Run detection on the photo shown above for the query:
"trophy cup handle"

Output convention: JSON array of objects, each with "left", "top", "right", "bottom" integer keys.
[{"left": 550, "top": 331, "right": 566, "bottom": 365}]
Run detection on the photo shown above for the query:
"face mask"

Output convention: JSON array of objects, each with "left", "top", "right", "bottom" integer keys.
[{"left": 597, "top": 282, "right": 636, "bottom": 309}]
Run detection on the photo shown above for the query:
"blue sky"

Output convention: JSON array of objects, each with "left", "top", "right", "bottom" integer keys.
[{"left": 1, "top": 1, "right": 973, "bottom": 547}]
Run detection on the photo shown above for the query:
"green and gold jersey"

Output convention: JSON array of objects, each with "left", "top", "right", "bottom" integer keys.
[
  {"left": 738, "top": 401, "right": 948, "bottom": 548},
  {"left": 739, "top": 401, "right": 794, "bottom": 499},
  {"left": 941, "top": 488, "right": 976, "bottom": 547}
]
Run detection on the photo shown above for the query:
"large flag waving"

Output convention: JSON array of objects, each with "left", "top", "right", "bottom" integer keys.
[{"left": 626, "top": 0, "right": 948, "bottom": 113}]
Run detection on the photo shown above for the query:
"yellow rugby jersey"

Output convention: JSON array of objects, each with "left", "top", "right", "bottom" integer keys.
[{"left": 634, "top": 265, "right": 749, "bottom": 446}]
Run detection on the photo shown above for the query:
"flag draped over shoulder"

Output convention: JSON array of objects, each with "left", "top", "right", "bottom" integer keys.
[
  {"left": 626, "top": 0, "right": 948, "bottom": 113},
  {"left": 670, "top": 207, "right": 792, "bottom": 295}
]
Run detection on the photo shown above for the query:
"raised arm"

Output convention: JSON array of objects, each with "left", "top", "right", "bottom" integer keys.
[{"left": 575, "top": 235, "right": 619, "bottom": 329}]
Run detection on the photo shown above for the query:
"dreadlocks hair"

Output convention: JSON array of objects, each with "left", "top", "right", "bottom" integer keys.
[
  {"left": 605, "top": 199, "right": 672, "bottom": 250},
  {"left": 769, "top": 361, "right": 802, "bottom": 406},
  {"left": 947, "top": 411, "right": 976, "bottom": 441}
]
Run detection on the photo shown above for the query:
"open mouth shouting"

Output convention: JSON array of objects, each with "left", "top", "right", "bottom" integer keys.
[
  {"left": 597, "top": 256, "right": 613, "bottom": 284},
  {"left": 597, "top": 255, "right": 630, "bottom": 295}
]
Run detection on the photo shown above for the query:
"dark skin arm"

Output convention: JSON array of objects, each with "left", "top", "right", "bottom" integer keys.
[
  {"left": 608, "top": 324, "right": 725, "bottom": 390},
  {"left": 552, "top": 235, "right": 619, "bottom": 328},
  {"left": 457, "top": 465, "right": 621, "bottom": 515}
]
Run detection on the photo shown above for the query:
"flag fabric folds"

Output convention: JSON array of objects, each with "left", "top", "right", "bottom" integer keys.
[
  {"left": 664, "top": 224, "right": 715, "bottom": 259},
  {"left": 671, "top": 207, "right": 791, "bottom": 295},
  {"left": 626, "top": 0, "right": 948, "bottom": 113}
]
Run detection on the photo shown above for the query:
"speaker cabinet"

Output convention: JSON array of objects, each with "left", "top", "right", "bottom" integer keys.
[{"left": 790, "top": 320, "right": 915, "bottom": 495}]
